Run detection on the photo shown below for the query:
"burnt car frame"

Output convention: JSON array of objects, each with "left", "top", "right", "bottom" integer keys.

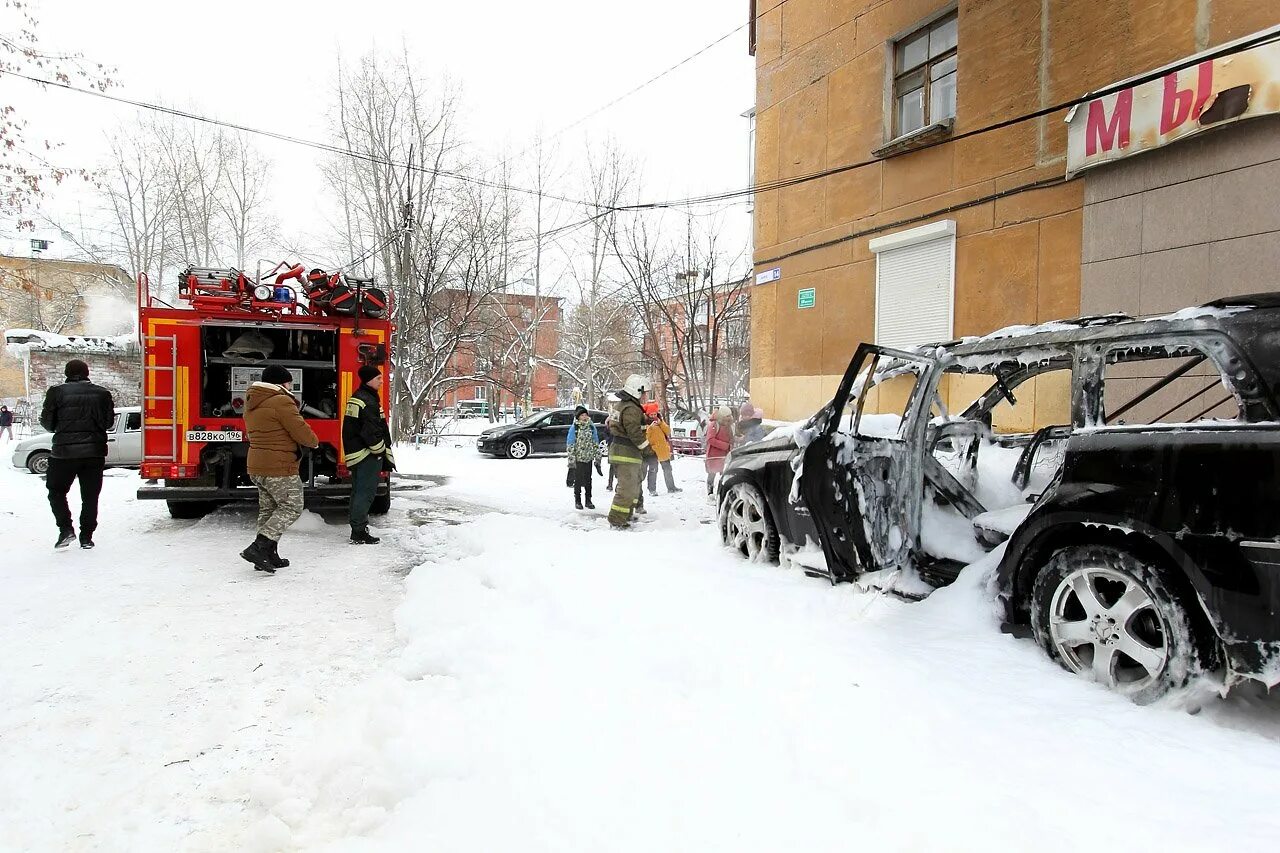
[{"left": 718, "top": 295, "right": 1280, "bottom": 701}]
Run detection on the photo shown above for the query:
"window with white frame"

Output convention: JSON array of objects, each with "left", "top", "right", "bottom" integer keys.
[
  {"left": 891, "top": 10, "right": 957, "bottom": 138},
  {"left": 870, "top": 220, "right": 955, "bottom": 350},
  {"left": 474, "top": 385, "right": 486, "bottom": 400}
]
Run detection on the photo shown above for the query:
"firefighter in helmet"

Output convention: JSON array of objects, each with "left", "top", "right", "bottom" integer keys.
[
  {"left": 343, "top": 364, "right": 394, "bottom": 543},
  {"left": 607, "top": 374, "right": 655, "bottom": 529}
]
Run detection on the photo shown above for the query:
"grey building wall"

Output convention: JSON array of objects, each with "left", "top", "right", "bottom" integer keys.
[{"left": 1081, "top": 115, "right": 1280, "bottom": 317}]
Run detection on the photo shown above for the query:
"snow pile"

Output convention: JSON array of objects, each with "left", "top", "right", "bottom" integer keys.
[
  {"left": 4, "top": 327, "right": 137, "bottom": 359},
  {"left": 218, "top": 466, "right": 1280, "bottom": 851}
]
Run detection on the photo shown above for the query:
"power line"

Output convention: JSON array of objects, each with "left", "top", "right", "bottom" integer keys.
[
  {"left": 0, "top": 69, "right": 596, "bottom": 209},
  {"left": 619, "top": 27, "right": 1280, "bottom": 211},
  {"left": 478, "top": 0, "right": 794, "bottom": 181}
]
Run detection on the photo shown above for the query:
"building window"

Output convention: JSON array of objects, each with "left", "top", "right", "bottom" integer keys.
[
  {"left": 892, "top": 11, "right": 957, "bottom": 138},
  {"left": 474, "top": 385, "right": 486, "bottom": 400},
  {"left": 869, "top": 220, "right": 955, "bottom": 350}
]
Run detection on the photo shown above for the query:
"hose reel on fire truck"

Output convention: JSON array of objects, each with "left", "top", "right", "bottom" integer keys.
[{"left": 305, "top": 269, "right": 387, "bottom": 319}]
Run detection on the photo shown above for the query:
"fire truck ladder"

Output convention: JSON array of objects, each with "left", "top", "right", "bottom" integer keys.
[{"left": 142, "top": 333, "right": 179, "bottom": 464}]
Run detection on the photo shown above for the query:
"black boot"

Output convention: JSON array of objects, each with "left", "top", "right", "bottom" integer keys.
[
  {"left": 79, "top": 531, "right": 95, "bottom": 550},
  {"left": 266, "top": 539, "right": 289, "bottom": 568},
  {"left": 55, "top": 528, "right": 76, "bottom": 550},
  {"left": 575, "top": 498, "right": 584, "bottom": 510},
  {"left": 240, "top": 534, "right": 276, "bottom": 573},
  {"left": 351, "top": 526, "right": 380, "bottom": 545}
]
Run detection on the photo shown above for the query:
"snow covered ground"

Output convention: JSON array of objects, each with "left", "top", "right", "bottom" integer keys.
[{"left": 4, "top": 444, "right": 1280, "bottom": 851}]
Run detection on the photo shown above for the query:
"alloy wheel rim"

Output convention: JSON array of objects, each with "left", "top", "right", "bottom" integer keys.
[
  {"left": 1048, "top": 566, "right": 1169, "bottom": 693},
  {"left": 509, "top": 440, "right": 528, "bottom": 459},
  {"left": 724, "top": 485, "right": 770, "bottom": 560}
]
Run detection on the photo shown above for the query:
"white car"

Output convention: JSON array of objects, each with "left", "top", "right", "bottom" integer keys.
[{"left": 11, "top": 406, "right": 143, "bottom": 474}]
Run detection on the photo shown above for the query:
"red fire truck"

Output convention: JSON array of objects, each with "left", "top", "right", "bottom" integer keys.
[{"left": 137, "top": 262, "right": 394, "bottom": 518}]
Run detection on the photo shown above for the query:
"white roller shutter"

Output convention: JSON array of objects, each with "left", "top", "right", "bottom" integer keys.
[{"left": 871, "top": 220, "right": 955, "bottom": 350}]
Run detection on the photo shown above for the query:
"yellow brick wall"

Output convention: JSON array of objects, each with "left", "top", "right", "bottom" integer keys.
[{"left": 750, "top": 0, "right": 1250, "bottom": 422}]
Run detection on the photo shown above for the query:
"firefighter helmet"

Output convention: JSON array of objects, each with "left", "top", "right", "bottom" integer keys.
[{"left": 623, "top": 374, "right": 650, "bottom": 399}]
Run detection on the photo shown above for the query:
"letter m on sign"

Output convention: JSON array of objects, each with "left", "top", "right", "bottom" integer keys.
[{"left": 1085, "top": 89, "right": 1134, "bottom": 157}]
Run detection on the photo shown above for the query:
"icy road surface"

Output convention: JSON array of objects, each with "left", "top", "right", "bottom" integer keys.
[{"left": 3, "top": 442, "right": 1280, "bottom": 851}]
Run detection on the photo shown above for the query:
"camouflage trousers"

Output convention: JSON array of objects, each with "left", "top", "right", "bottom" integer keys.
[{"left": 251, "top": 474, "right": 304, "bottom": 541}]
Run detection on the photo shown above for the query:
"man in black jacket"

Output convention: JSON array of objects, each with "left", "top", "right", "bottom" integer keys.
[
  {"left": 343, "top": 364, "right": 393, "bottom": 544},
  {"left": 40, "top": 359, "right": 115, "bottom": 549}
]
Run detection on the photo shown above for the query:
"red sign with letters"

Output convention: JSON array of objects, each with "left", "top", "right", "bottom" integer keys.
[{"left": 1066, "top": 33, "right": 1280, "bottom": 176}]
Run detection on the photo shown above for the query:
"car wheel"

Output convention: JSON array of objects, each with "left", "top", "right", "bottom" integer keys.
[
  {"left": 26, "top": 451, "right": 50, "bottom": 475},
  {"left": 1031, "top": 544, "right": 1200, "bottom": 703},
  {"left": 719, "top": 482, "right": 780, "bottom": 563},
  {"left": 598, "top": 438, "right": 609, "bottom": 457},
  {"left": 506, "top": 438, "right": 530, "bottom": 459},
  {"left": 370, "top": 492, "right": 391, "bottom": 515},
  {"left": 167, "top": 500, "right": 214, "bottom": 520}
]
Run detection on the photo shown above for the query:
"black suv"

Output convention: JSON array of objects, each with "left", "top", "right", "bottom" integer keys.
[
  {"left": 476, "top": 408, "right": 611, "bottom": 459},
  {"left": 719, "top": 295, "right": 1280, "bottom": 702}
]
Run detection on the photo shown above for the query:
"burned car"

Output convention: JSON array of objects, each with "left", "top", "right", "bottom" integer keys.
[{"left": 718, "top": 294, "right": 1280, "bottom": 702}]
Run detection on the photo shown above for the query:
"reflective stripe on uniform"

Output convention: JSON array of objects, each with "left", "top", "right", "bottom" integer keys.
[
  {"left": 344, "top": 448, "right": 371, "bottom": 466},
  {"left": 610, "top": 503, "right": 632, "bottom": 514},
  {"left": 637, "top": 440, "right": 650, "bottom": 450},
  {"left": 368, "top": 441, "right": 386, "bottom": 454},
  {"left": 610, "top": 452, "right": 643, "bottom": 464},
  {"left": 345, "top": 397, "right": 366, "bottom": 417}
]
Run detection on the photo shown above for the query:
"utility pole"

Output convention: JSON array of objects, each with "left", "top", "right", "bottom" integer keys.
[{"left": 528, "top": 138, "right": 544, "bottom": 413}]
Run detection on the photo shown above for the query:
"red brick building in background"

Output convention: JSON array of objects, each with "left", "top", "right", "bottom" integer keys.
[
  {"left": 642, "top": 280, "right": 751, "bottom": 413},
  {"left": 437, "top": 291, "right": 562, "bottom": 415}
]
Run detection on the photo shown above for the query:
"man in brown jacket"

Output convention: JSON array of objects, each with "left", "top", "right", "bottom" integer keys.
[{"left": 240, "top": 364, "right": 319, "bottom": 573}]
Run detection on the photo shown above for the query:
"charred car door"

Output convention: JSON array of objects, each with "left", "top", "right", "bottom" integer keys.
[{"left": 800, "top": 343, "right": 937, "bottom": 580}]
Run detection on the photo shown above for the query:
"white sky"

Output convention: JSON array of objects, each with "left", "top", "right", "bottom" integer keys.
[{"left": 2, "top": 0, "right": 755, "bottom": 284}]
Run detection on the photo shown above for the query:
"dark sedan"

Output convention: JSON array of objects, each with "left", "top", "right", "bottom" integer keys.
[{"left": 476, "top": 408, "right": 612, "bottom": 459}]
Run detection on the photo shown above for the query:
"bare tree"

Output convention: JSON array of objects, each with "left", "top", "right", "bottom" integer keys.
[
  {"left": 154, "top": 119, "right": 226, "bottom": 267},
  {"left": 217, "top": 132, "right": 276, "bottom": 269},
  {"left": 0, "top": 1, "right": 114, "bottom": 228},
  {"left": 615, "top": 214, "right": 751, "bottom": 415},
  {"left": 101, "top": 122, "right": 177, "bottom": 295},
  {"left": 326, "top": 47, "right": 464, "bottom": 430},
  {"left": 394, "top": 178, "right": 524, "bottom": 434},
  {"left": 551, "top": 140, "right": 633, "bottom": 408}
]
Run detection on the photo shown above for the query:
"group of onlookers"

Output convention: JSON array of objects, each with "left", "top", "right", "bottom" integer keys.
[{"left": 566, "top": 378, "right": 769, "bottom": 528}]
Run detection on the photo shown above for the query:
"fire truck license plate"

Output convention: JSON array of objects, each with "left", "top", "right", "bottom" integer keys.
[{"left": 186, "top": 430, "right": 243, "bottom": 442}]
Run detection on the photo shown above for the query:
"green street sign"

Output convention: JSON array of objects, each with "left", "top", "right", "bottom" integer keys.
[{"left": 797, "top": 287, "right": 816, "bottom": 309}]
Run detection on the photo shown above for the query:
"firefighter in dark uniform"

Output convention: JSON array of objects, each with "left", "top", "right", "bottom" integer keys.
[
  {"left": 343, "top": 364, "right": 394, "bottom": 544},
  {"left": 607, "top": 374, "right": 655, "bottom": 529}
]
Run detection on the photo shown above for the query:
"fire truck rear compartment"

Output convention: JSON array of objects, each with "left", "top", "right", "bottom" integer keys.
[{"left": 199, "top": 325, "right": 340, "bottom": 419}]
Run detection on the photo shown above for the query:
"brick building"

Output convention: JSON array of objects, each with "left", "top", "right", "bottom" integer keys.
[
  {"left": 746, "top": 0, "right": 1279, "bottom": 420},
  {"left": 642, "top": 281, "right": 751, "bottom": 412},
  {"left": 3, "top": 330, "right": 141, "bottom": 429},
  {"left": 437, "top": 291, "right": 562, "bottom": 415},
  {"left": 0, "top": 255, "right": 134, "bottom": 400}
]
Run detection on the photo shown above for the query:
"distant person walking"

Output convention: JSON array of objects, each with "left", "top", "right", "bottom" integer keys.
[
  {"left": 0, "top": 405, "right": 13, "bottom": 441},
  {"left": 566, "top": 405, "right": 602, "bottom": 510},
  {"left": 704, "top": 405, "right": 735, "bottom": 496},
  {"left": 344, "top": 364, "right": 394, "bottom": 544},
  {"left": 40, "top": 359, "right": 114, "bottom": 549},
  {"left": 607, "top": 375, "right": 654, "bottom": 529},
  {"left": 642, "top": 403, "right": 681, "bottom": 496},
  {"left": 240, "top": 365, "right": 319, "bottom": 573}
]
